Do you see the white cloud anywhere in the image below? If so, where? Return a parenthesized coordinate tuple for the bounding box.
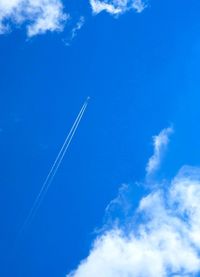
(0, 0, 68, 36)
(63, 16, 85, 47)
(67, 166, 200, 277)
(90, 0, 146, 15)
(146, 127, 173, 176)
(0, 0, 146, 37)
(71, 16, 85, 40)
(67, 128, 200, 277)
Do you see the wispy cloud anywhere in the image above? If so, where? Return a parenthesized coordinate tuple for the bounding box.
(0, 0, 69, 37)
(63, 16, 85, 46)
(146, 126, 173, 176)
(90, 0, 146, 15)
(67, 128, 200, 277)
(71, 16, 85, 40)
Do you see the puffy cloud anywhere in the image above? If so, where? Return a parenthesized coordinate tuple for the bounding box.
(90, 0, 146, 15)
(0, 0, 68, 36)
(146, 127, 173, 176)
(67, 166, 200, 277)
(0, 0, 146, 37)
(67, 128, 200, 277)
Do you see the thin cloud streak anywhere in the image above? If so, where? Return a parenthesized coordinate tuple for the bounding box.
(63, 16, 85, 47)
(146, 127, 173, 176)
(71, 16, 85, 40)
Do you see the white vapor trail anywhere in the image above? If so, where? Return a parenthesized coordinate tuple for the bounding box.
(20, 98, 89, 233)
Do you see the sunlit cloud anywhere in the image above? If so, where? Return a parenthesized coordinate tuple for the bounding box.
(146, 126, 173, 176)
(0, 0, 146, 38)
(90, 0, 146, 15)
(67, 128, 200, 277)
(67, 169, 200, 277)
(0, 0, 69, 36)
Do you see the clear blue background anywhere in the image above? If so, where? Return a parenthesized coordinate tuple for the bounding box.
(1, 0, 200, 276)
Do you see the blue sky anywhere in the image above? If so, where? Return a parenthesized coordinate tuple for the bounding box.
(1, 0, 200, 276)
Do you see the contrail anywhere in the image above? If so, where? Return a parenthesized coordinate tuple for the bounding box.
(20, 97, 90, 233)
(24, 103, 88, 225)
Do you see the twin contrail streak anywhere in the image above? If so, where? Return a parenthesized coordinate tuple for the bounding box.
(20, 97, 90, 233)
